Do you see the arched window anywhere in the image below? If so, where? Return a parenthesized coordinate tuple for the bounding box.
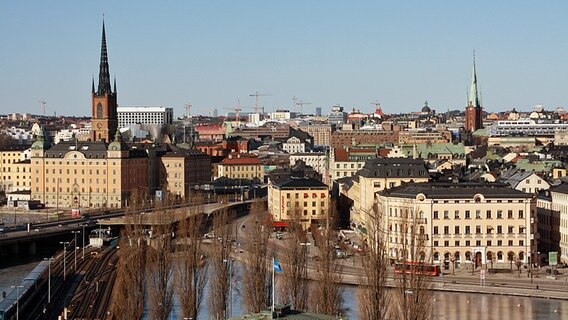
(96, 103, 103, 119)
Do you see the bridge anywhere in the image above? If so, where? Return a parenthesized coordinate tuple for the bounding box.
(0, 200, 252, 258)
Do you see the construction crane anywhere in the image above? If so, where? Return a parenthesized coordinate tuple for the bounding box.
(38, 100, 47, 117)
(183, 102, 192, 144)
(371, 100, 384, 118)
(292, 96, 298, 112)
(224, 99, 243, 127)
(370, 100, 381, 109)
(296, 100, 312, 115)
(250, 91, 272, 114)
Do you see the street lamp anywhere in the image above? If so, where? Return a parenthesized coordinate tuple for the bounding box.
(536, 251, 541, 278)
(81, 224, 86, 259)
(11, 285, 24, 320)
(60, 241, 70, 280)
(529, 253, 533, 284)
(43, 258, 53, 304)
(72, 231, 81, 271)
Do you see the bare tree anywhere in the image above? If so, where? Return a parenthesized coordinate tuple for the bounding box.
(390, 204, 432, 320)
(146, 197, 175, 320)
(207, 209, 232, 319)
(175, 197, 208, 319)
(358, 203, 390, 320)
(110, 192, 148, 319)
(311, 202, 343, 315)
(242, 199, 271, 313)
(280, 208, 308, 311)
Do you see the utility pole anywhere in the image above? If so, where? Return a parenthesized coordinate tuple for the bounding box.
(249, 91, 272, 115)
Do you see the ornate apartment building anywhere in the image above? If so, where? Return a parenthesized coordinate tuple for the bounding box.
(341, 158, 430, 231)
(377, 183, 537, 269)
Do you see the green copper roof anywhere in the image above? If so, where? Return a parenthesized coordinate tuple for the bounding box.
(468, 51, 481, 108)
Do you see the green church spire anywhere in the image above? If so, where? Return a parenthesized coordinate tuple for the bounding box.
(468, 50, 480, 108)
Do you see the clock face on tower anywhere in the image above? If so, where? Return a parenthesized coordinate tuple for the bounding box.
(96, 122, 103, 129)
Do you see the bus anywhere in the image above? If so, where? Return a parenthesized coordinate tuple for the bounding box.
(394, 261, 441, 276)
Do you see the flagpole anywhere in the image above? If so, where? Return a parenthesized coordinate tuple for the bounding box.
(272, 256, 275, 316)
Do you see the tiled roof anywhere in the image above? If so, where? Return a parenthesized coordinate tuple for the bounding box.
(334, 148, 348, 161)
(380, 182, 531, 199)
(220, 153, 262, 165)
(271, 177, 327, 189)
(357, 158, 429, 179)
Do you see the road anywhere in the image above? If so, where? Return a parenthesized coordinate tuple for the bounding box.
(232, 214, 568, 300)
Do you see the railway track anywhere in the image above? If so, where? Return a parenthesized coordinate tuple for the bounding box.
(65, 247, 118, 319)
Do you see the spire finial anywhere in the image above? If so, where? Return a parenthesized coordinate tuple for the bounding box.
(97, 19, 112, 95)
(91, 76, 95, 94)
(113, 76, 117, 93)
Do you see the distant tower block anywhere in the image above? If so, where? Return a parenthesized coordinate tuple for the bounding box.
(315, 107, 322, 117)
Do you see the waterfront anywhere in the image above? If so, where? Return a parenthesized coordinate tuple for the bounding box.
(2, 260, 567, 319)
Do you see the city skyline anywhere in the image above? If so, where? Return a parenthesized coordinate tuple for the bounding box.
(1, 1, 568, 117)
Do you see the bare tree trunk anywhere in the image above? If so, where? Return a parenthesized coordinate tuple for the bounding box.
(311, 202, 343, 315)
(146, 197, 175, 320)
(110, 191, 147, 319)
(390, 204, 432, 320)
(281, 208, 308, 311)
(358, 203, 390, 320)
(175, 196, 208, 319)
(207, 209, 232, 319)
(242, 199, 271, 313)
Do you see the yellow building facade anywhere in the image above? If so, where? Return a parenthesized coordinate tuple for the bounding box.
(31, 132, 148, 209)
(217, 153, 264, 181)
(0, 145, 31, 193)
(377, 183, 537, 269)
(268, 177, 329, 229)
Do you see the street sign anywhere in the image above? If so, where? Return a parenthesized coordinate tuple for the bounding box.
(549, 251, 558, 266)
(480, 270, 486, 279)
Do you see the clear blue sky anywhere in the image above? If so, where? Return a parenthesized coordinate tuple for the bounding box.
(1, 1, 567, 117)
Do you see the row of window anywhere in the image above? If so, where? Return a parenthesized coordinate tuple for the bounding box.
(433, 209, 525, 220)
(43, 168, 111, 175)
(285, 209, 326, 216)
(432, 225, 526, 235)
(285, 193, 327, 199)
(2, 167, 28, 172)
(286, 201, 326, 207)
(430, 239, 525, 247)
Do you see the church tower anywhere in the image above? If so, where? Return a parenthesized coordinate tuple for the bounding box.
(465, 52, 483, 132)
(90, 21, 118, 142)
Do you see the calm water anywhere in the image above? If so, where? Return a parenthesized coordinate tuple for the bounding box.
(2, 260, 567, 319)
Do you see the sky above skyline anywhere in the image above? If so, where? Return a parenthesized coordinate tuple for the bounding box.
(1, 1, 568, 118)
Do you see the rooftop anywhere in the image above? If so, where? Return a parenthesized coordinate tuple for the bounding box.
(380, 182, 531, 199)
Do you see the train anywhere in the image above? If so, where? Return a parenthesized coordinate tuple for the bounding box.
(0, 260, 49, 320)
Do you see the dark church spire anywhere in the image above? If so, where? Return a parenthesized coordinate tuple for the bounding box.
(97, 21, 112, 95)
